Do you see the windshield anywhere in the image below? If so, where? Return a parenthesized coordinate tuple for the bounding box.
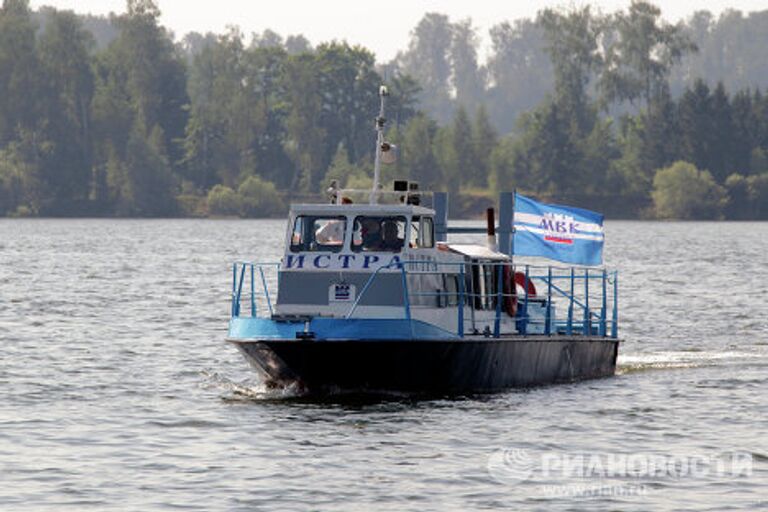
(410, 216, 435, 249)
(290, 215, 347, 252)
(351, 216, 406, 252)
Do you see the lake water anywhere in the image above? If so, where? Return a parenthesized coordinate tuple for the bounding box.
(0, 219, 766, 510)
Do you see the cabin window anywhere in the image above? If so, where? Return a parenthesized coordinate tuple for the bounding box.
(468, 261, 499, 310)
(410, 216, 435, 249)
(441, 274, 459, 307)
(469, 263, 482, 309)
(482, 264, 498, 310)
(351, 216, 406, 252)
(290, 215, 347, 253)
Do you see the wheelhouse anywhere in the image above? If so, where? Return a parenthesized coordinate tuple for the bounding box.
(285, 205, 436, 260)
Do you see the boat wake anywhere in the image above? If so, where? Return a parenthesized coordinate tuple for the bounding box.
(201, 370, 306, 401)
(201, 370, 451, 403)
(617, 350, 766, 375)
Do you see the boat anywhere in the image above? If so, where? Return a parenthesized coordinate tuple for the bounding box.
(226, 86, 620, 396)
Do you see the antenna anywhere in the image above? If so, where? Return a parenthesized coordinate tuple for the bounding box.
(369, 85, 389, 204)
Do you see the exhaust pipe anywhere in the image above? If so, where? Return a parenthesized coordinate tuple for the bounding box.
(486, 207, 497, 251)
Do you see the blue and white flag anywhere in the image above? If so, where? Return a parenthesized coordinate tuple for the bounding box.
(513, 193, 604, 266)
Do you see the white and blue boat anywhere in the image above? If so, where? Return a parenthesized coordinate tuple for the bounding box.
(226, 87, 620, 396)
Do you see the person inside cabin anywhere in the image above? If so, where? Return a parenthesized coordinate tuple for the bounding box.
(315, 219, 344, 245)
(360, 218, 383, 250)
(314, 198, 352, 246)
(380, 220, 404, 251)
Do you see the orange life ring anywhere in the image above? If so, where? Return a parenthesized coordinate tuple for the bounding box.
(503, 266, 537, 317)
(515, 271, 537, 298)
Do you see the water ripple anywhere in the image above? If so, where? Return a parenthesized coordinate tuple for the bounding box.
(0, 219, 766, 511)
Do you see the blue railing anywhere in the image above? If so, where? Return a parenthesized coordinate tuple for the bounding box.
(525, 265, 619, 338)
(231, 262, 280, 318)
(230, 260, 619, 339)
(349, 260, 618, 338)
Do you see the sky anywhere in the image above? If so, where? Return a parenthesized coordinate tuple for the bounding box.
(30, 0, 768, 62)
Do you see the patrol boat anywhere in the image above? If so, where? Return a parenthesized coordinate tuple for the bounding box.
(226, 87, 620, 395)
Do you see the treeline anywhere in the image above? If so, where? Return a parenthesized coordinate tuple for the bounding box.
(390, 8, 768, 132)
(0, 0, 767, 219)
(393, 5, 768, 219)
(0, 0, 424, 217)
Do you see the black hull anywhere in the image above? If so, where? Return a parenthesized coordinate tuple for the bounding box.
(229, 337, 619, 396)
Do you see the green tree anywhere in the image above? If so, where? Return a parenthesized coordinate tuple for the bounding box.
(708, 82, 734, 182)
(677, 80, 716, 177)
(432, 107, 474, 195)
(723, 173, 768, 219)
(108, 123, 176, 216)
(0, 0, 40, 145)
(183, 29, 250, 189)
(282, 52, 326, 193)
(751, 146, 768, 175)
(450, 19, 484, 112)
(613, 87, 679, 197)
(724, 173, 751, 219)
(611, 116, 648, 196)
(488, 135, 516, 193)
(652, 161, 726, 219)
(0, 130, 51, 215)
(600, 1, 696, 108)
(398, 13, 454, 123)
(109, 0, 188, 162)
(91, 0, 187, 214)
(507, 101, 583, 195)
(91, 59, 134, 202)
(237, 175, 284, 217)
(322, 145, 368, 190)
(580, 117, 620, 195)
(729, 89, 759, 175)
(755, 90, 768, 157)
(471, 105, 497, 188)
(487, 19, 552, 133)
(670, 10, 768, 95)
(252, 29, 283, 49)
(747, 174, 768, 219)
(206, 184, 239, 216)
(401, 113, 441, 189)
(242, 45, 292, 187)
(640, 86, 679, 171)
(284, 34, 311, 55)
(385, 74, 421, 128)
(314, 42, 380, 166)
(538, 6, 602, 134)
(37, 9, 95, 211)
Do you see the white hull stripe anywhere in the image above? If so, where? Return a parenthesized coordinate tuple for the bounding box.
(515, 225, 605, 242)
(514, 212, 603, 234)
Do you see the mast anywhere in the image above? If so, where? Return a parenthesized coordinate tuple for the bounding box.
(369, 85, 389, 205)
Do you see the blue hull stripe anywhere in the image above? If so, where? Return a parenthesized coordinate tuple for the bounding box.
(228, 317, 461, 341)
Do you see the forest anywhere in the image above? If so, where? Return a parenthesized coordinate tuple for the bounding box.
(1, 0, 767, 219)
